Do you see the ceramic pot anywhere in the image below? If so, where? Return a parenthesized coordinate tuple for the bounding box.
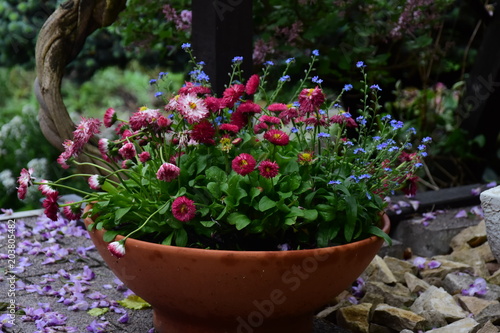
(85, 211, 390, 333)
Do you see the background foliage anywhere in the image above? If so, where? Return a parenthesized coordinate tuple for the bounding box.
(0, 0, 497, 211)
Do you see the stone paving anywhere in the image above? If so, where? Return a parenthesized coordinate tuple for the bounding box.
(0, 203, 492, 333)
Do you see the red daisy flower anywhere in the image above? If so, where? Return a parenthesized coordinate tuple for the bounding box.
(63, 202, 82, 221)
(172, 196, 196, 222)
(268, 103, 289, 112)
(231, 153, 256, 176)
(108, 241, 126, 258)
(279, 107, 300, 124)
(103, 107, 117, 128)
(178, 82, 211, 95)
(258, 160, 279, 178)
(17, 168, 34, 200)
(222, 84, 245, 108)
(229, 110, 249, 130)
(191, 121, 216, 145)
(245, 74, 260, 95)
(156, 163, 181, 182)
(263, 129, 290, 146)
(259, 115, 281, 125)
(253, 122, 269, 134)
(236, 101, 261, 114)
(219, 123, 240, 133)
(298, 87, 325, 113)
(204, 96, 226, 112)
(42, 191, 60, 221)
(157, 115, 172, 128)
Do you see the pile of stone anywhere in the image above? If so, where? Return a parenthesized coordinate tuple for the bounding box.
(316, 220, 500, 332)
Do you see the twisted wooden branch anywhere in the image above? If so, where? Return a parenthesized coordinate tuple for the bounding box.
(35, 0, 126, 173)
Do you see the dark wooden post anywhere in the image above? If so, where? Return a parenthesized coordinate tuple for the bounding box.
(191, 0, 253, 96)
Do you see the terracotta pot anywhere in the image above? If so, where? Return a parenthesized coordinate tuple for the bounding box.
(85, 210, 390, 333)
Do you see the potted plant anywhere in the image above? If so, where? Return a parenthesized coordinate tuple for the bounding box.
(18, 46, 428, 333)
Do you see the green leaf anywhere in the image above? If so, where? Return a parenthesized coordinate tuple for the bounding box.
(103, 230, 121, 243)
(227, 212, 251, 230)
(343, 195, 358, 242)
(117, 295, 151, 310)
(175, 228, 188, 247)
(115, 207, 131, 222)
(207, 182, 221, 198)
(162, 233, 174, 245)
(87, 308, 109, 316)
(200, 220, 217, 228)
(302, 209, 318, 221)
(205, 166, 227, 182)
(367, 226, 392, 246)
(258, 196, 276, 211)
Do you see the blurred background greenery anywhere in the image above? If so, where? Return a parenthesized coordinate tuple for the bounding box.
(0, 0, 497, 211)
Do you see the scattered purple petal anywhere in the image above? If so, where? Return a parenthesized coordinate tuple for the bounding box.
(413, 256, 427, 269)
(486, 181, 497, 188)
(427, 260, 441, 269)
(454, 209, 468, 219)
(471, 187, 481, 196)
(462, 277, 488, 296)
(470, 206, 484, 218)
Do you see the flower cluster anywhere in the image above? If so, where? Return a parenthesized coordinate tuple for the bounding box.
(18, 47, 429, 253)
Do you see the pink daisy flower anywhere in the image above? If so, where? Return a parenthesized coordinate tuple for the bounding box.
(108, 241, 126, 258)
(63, 202, 82, 221)
(172, 196, 196, 222)
(156, 163, 181, 182)
(88, 175, 105, 190)
(18, 168, 34, 188)
(103, 107, 117, 128)
(129, 108, 163, 131)
(258, 160, 280, 178)
(17, 186, 27, 200)
(138, 151, 151, 163)
(38, 180, 58, 196)
(98, 138, 111, 161)
(177, 93, 209, 124)
(118, 142, 137, 160)
(245, 74, 260, 95)
(231, 153, 256, 176)
(73, 117, 101, 152)
(263, 129, 290, 146)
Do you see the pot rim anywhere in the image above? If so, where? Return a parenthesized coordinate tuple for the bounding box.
(84, 205, 390, 256)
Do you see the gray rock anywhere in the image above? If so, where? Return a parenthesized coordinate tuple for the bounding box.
(405, 271, 431, 294)
(474, 302, 500, 325)
(362, 281, 414, 308)
(425, 317, 479, 333)
(371, 303, 427, 331)
(410, 286, 468, 327)
(336, 303, 372, 333)
(481, 186, 500, 263)
(384, 256, 417, 284)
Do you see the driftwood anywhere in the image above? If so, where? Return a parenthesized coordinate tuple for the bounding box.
(34, 0, 126, 173)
